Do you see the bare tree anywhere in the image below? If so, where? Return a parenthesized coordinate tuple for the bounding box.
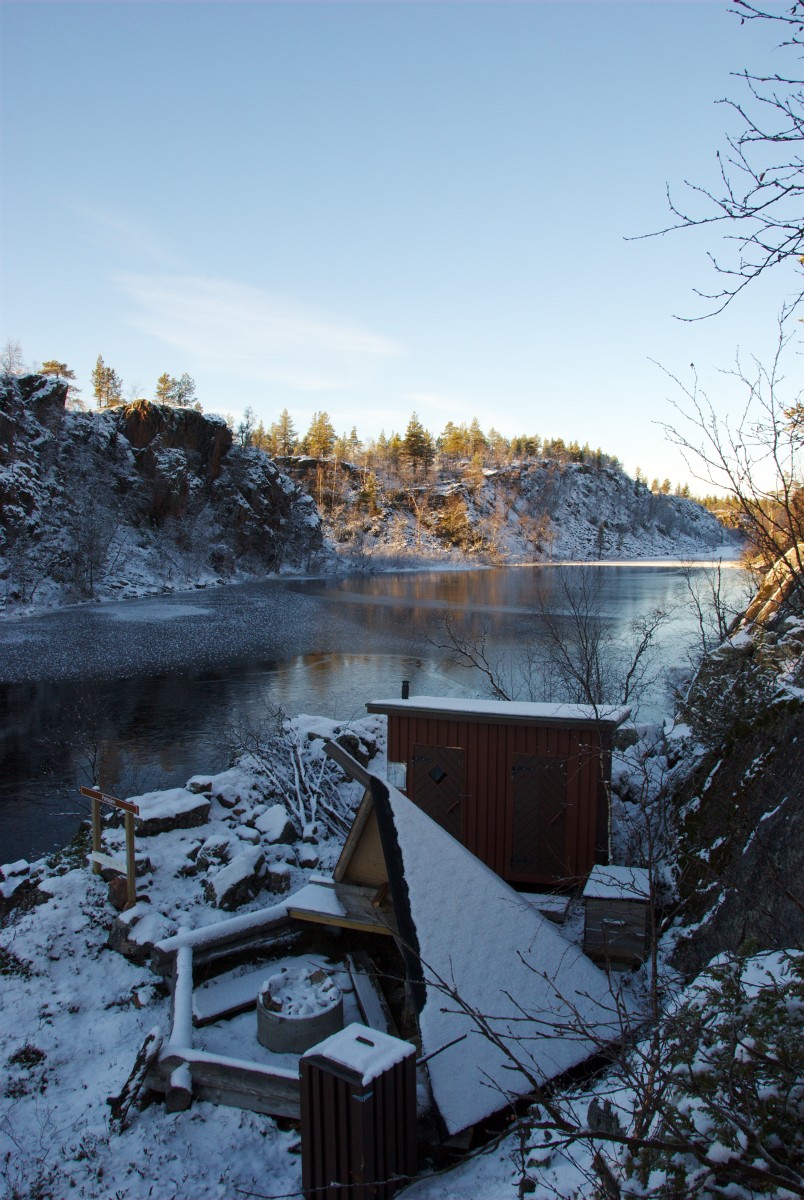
(659, 326, 804, 608)
(434, 566, 670, 716)
(641, 1, 804, 316)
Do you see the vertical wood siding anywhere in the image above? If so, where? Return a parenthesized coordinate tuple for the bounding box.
(387, 713, 609, 887)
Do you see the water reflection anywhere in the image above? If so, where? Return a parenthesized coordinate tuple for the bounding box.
(0, 564, 745, 863)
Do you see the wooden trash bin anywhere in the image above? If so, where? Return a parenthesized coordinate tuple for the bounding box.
(583, 864, 651, 969)
(300, 1023, 417, 1200)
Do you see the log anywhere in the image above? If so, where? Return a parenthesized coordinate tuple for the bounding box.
(152, 1048, 301, 1119)
(166, 1062, 192, 1113)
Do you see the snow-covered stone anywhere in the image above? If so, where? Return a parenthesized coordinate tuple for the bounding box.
(132, 788, 211, 836)
(254, 804, 296, 844)
(204, 848, 266, 910)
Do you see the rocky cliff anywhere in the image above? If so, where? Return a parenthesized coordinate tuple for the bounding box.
(668, 577, 804, 976)
(277, 454, 734, 564)
(0, 375, 322, 607)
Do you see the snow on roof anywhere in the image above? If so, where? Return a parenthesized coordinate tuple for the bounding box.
(367, 695, 630, 727)
(583, 865, 651, 901)
(377, 780, 619, 1136)
(303, 1022, 415, 1086)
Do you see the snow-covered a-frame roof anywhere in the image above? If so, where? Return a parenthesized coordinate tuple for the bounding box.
(366, 694, 630, 728)
(325, 744, 619, 1137)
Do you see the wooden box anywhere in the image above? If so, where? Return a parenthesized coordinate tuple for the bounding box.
(583, 865, 651, 969)
(301, 1023, 417, 1200)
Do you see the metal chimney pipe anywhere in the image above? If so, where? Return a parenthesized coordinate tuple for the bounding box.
(401, 680, 410, 700)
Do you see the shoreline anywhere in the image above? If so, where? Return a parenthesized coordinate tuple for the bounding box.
(0, 547, 743, 624)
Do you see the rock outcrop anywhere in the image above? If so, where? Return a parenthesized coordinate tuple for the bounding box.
(0, 377, 323, 605)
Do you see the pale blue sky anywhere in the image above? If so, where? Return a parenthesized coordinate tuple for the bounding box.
(1, 1, 797, 487)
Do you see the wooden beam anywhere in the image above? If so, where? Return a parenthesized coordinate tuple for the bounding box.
(151, 1049, 301, 1119)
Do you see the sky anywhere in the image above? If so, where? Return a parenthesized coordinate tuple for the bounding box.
(1, 0, 800, 489)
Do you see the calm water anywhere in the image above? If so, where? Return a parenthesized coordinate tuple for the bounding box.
(0, 563, 745, 863)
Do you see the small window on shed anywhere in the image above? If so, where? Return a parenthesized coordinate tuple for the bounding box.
(387, 761, 407, 789)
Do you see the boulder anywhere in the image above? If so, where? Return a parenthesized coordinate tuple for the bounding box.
(254, 804, 296, 845)
(204, 848, 265, 910)
(132, 788, 211, 837)
(107, 902, 175, 963)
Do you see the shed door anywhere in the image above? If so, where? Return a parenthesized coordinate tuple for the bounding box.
(509, 754, 568, 880)
(411, 745, 464, 841)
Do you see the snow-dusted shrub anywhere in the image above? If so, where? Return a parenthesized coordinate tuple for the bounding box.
(630, 950, 804, 1198)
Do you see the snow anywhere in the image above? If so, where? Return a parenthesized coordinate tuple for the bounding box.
(370, 694, 631, 726)
(583, 864, 651, 901)
(254, 803, 292, 840)
(285, 880, 348, 917)
(382, 780, 622, 1135)
(101, 602, 214, 622)
(259, 965, 341, 1017)
(130, 786, 209, 823)
(203, 846, 264, 905)
(304, 1022, 415, 1085)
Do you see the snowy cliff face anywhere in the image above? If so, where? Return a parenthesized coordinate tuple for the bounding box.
(670, 616, 804, 976)
(0, 376, 322, 607)
(279, 455, 733, 564)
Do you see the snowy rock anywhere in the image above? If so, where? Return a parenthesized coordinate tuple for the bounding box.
(0, 859, 29, 880)
(297, 846, 320, 870)
(196, 835, 235, 871)
(132, 788, 211, 837)
(107, 901, 175, 963)
(264, 861, 292, 894)
(186, 767, 261, 810)
(204, 848, 266, 910)
(107, 876, 132, 911)
(254, 804, 296, 844)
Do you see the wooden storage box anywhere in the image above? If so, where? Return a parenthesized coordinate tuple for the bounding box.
(583, 865, 651, 969)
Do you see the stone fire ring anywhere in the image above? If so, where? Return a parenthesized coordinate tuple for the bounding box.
(256, 965, 344, 1055)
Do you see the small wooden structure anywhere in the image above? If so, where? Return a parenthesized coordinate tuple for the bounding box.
(582, 864, 651, 969)
(366, 695, 629, 889)
(81, 785, 139, 909)
(301, 1024, 417, 1200)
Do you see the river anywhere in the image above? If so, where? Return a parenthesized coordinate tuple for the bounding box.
(0, 562, 746, 864)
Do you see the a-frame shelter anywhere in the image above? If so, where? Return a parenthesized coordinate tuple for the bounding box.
(285, 741, 619, 1137)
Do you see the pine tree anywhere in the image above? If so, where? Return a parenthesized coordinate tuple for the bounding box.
(305, 411, 336, 459)
(155, 373, 174, 403)
(92, 355, 123, 408)
(467, 417, 487, 457)
(270, 409, 298, 456)
(40, 359, 82, 408)
(403, 412, 434, 476)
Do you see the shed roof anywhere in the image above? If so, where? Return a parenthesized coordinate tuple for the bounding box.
(366, 694, 630, 728)
(326, 746, 620, 1136)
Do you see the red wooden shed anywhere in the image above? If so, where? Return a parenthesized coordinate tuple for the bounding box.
(365, 695, 630, 889)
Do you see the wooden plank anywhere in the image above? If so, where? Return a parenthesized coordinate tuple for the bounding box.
(91, 796, 102, 876)
(341, 809, 387, 888)
(80, 786, 140, 815)
(154, 1049, 301, 1119)
(90, 850, 126, 873)
(334, 790, 375, 883)
(346, 951, 397, 1036)
(289, 907, 396, 937)
(152, 909, 294, 975)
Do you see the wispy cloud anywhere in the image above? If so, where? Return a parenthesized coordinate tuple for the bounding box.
(73, 205, 181, 268)
(117, 273, 404, 391)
